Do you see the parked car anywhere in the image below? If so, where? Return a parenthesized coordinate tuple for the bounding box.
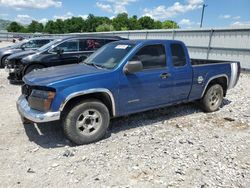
(6, 35, 126, 82)
(0, 37, 54, 68)
(6, 38, 61, 82)
(16, 40, 240, 145)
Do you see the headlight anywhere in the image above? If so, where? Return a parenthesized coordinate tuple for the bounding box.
(28, 89, 56, 112)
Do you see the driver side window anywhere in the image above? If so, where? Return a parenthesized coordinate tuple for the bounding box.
(55, 40, 79, 53)
(131, 44, 166, 70)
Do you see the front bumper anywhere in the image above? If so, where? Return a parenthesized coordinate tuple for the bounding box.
(5, 65, 15, 73)
(16, 95, 61, 123)
(6, 60, 24, 81)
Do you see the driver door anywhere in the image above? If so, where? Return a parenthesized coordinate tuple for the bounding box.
(49, 39, 80, 66)
(118, 44, 173, 115)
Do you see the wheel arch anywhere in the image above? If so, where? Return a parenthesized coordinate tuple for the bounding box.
(1, 54, 10, 67)
(23, 63, 47, 75)
(201, 74, 229, 98)
(60, 89, 116, 117)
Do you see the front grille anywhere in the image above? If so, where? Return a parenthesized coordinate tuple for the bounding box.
(21, 84, 32, 97)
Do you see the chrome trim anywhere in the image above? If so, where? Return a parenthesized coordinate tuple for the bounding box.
(59, 88, 116, 116)
(201, 74, 229, 98)
(16, 95, 61, 123)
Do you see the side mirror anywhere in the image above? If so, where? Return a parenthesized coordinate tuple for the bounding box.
(54, 47, 64, 55)
(123, 61, 143, 74)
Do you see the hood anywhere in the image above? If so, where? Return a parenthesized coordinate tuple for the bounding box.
(23, 64, 108, 86)
(8, 50, 36, 61)
(0, 48, 22, 55)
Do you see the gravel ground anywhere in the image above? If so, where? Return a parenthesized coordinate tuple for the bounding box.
(0, 69, 249, 188)
(0, 41, 16, 48)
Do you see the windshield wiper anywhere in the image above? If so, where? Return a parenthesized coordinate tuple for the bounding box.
(83, 62, 107, 69)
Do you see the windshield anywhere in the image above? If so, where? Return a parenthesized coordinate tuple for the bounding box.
(37, 39, 62, 52)
(83, 43, 135, 69)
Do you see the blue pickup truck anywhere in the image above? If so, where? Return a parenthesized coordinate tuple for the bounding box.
(17, 40, 240, 145)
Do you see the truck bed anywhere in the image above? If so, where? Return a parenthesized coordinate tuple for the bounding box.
(191, 59, 235, 66)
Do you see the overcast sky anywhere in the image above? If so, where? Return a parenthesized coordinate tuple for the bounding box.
(0, 0, 250, 28)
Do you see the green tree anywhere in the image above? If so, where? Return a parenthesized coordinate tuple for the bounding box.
(6, 22, 24, 32)
(128, 15, 142, 30)
(162, 20, 179, 29)
(85, 14, 101, 32)
(112, 13, 129, 31)
(64, 17, 86, 33)
(44, 20, 56, 33)
(138, 16, 155, 29)
(27, 20, 44, 33)
(96, 23, 114, 32)
(154, 20, 162, 29)
(54, 19, 65, 33)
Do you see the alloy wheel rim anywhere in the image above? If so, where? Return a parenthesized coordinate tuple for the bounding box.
(209, 88, 221, 107)
(76, 109, 102, 135)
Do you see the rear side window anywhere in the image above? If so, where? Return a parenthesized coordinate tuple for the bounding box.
(131, 44, 166, 70)
(170, 43, 186, 67)
(79, 39, 105, 51)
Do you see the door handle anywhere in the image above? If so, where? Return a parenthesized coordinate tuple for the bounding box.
(160, 73, 171, 79)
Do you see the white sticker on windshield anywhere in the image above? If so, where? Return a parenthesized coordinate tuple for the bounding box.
(115, 45, 129, 49)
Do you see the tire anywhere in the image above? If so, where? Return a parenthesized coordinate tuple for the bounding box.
(63, 99, 110, 145)
(200, 84, 224, 112)
(24, 64, 45, 75)
(1, 56, 8, 68)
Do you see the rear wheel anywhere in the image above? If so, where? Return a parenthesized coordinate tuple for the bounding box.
(63, 99, 110, 145)
(200, 84, 224, 112)
(24, 64, 45, 75)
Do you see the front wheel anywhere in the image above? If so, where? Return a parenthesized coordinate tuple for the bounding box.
(62, 99, 110, 145)
(200, 84, 224, 112)
(0, 56, 8, 68)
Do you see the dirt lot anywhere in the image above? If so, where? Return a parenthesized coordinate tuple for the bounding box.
(0, 68, 249, 188)
(0, 41, 15, 48)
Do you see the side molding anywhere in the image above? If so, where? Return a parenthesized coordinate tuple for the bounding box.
(59, 88, 116, 116)
(201, 74, 229, 98)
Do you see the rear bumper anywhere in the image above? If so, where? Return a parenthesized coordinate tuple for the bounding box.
(16, 95, 61, 123)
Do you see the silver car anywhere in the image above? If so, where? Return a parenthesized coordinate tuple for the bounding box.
(0, 37, 54, 68)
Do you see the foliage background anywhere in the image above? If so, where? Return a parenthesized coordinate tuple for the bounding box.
(6, 13, 179, 33)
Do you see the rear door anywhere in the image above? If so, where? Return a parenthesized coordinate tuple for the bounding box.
(118, 43, 173, 115)
(168, 42, 193, 102)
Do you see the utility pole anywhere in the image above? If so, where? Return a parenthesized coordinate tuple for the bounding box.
(200, 4, 208, 28)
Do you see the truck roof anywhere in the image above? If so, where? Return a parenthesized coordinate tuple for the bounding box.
(57, 35, 127, 41)
(110, 39, 183, 45)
